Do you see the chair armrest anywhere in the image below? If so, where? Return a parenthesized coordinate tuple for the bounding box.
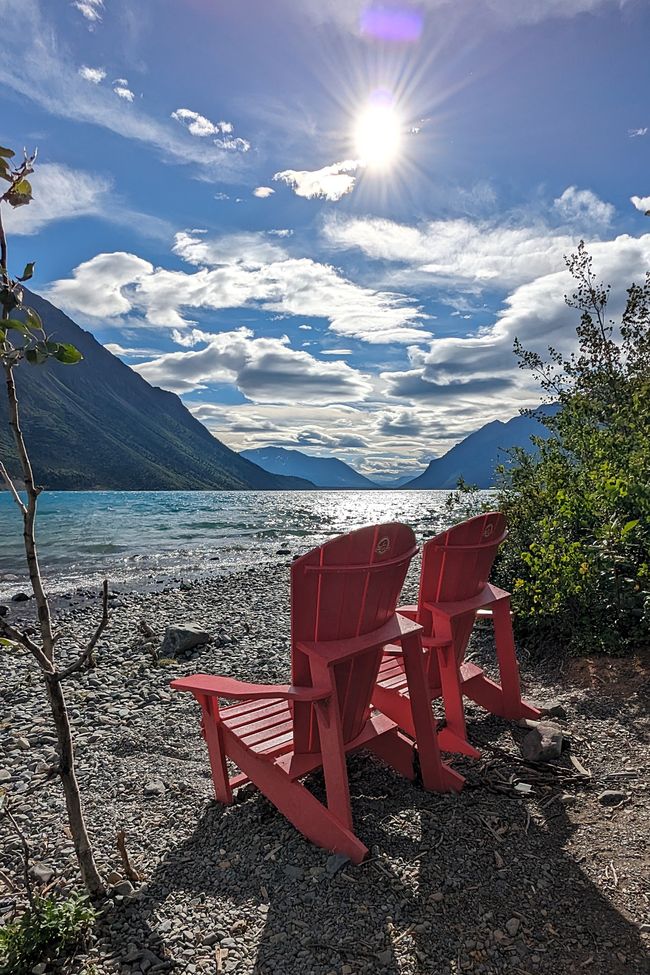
(396, 604, 418, 620)
(296, 613, 422, 663)
(422, 583, 510, 620)
(170, 674, 331, 702)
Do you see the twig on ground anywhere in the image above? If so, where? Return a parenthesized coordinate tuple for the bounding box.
(56, 579, 109, 679)
(117, 829, 144, 882)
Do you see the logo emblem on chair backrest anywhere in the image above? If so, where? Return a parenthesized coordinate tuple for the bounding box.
(376, 537, 390, 555)
(483, 523, 495, 539)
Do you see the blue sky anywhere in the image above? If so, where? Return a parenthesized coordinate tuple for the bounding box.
(2, 0, 650, 478)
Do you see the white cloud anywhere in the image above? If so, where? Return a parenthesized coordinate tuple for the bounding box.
(0, 1, 247, 182)
(3, 164, 111, 235)
(48, 252, 154, 317)
(172, 109, 249, 150)
(78, 65, 105, 84)
(298, 0, 629, 31)
(274, 159, 359, 201)
(631, 195, 650, 215)
(134, 328, 372, 404)
(48, 232, 428, 344)
(253, 186, 275, 198)
(73, 0, 103, 22)
(214, 192, 230, 201)
(552, 186, 614, 227)
(629, 127, 648, 138)
(383, 234, 650, 402)
(321, 348, 352, 355)
(298, 324, 312, 330)
(113, 80, 135, 102)
(268, 229, 293, 237)
(172, 230, 288, 269)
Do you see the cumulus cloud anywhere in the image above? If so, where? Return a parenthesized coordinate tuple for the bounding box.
(253, 186, 275, 198)
(48, 232, 428, 344)
(133, 327, 372, 404)
(631, 195, 650, 215)
(383, 234, 650, 403)
(113, 79, 135, 101)
(78, 65, 105, 84)
(552, 186, 614, 227)
(274, 160, 359, 201)
(172, 108, 249, 150)
(377, 409, 425, 437)
(73, 0, 103, 22)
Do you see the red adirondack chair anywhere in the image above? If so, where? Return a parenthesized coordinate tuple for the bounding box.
(373, 512, 541, 759)
(171, 523, 463, 864)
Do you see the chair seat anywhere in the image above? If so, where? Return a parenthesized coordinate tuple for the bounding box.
(377, 651, 484, 699)
(221, 697, 294, 758)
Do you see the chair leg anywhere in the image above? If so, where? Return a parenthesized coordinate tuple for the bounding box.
(198, 695, 233, 805)
(366, 728, 416, 780)
(224, 730, 369, 864)
(401, 632, 464, 793)
(436, 627, 478, 758)
(491, 598, 540, 720)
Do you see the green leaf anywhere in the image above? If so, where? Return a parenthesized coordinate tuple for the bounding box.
(0, 637, 18, 647)
(18, 262, 35, 282)
(25, 308, 42, 332)
(25, 347, 47, 365)
(621, 519, 639, 538)
(5, 318, 30, 336)
(5, 178, 33, 208)
(53, 342, 83, 364)
(0, 146, 15, 158)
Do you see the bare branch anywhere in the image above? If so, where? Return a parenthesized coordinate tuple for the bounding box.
(56, 579, 109, 680)
(0, 459, 27, 515)
(0, 617, 54, 673)
(2, 802, 35, 907)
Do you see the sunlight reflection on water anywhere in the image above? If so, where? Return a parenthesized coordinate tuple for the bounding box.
(0, 489, 484, 595)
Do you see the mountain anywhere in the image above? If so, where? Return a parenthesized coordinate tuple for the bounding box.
(402, 410, 554, 490)
(0, 292, 312, 491)
(373, 473, 424, 488)
(240, 446, 378, 489)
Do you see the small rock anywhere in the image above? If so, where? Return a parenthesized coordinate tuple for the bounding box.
(30, 862, 55, 884)
(0, 769, 11, 783)
(520, 721, 563, 762)
(0, 604, 8, 616)
(326, 853, 350, 876)
(143, 779, 166, 796)
(378, 950, 392, 966)
(202, 933, 219, 947)
(11, 592, 30, 602)
(597, 789, 627, 807)
(429, 891, 444, 903)
(276, 548, 291, 556)
(541, 702, 568, 720)
(506, 918, 520, 937)
(14, 737, 30, 751)
(112, 880, 135, 897)
(160, 623, 210, 657)
(107, 870, 123, 885)
(558, 792, 577, 806)
(31, 964, 47, 975)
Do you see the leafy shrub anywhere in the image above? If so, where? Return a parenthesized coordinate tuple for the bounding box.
(0, 895, 96, 975)
(493, 243, 650, 655)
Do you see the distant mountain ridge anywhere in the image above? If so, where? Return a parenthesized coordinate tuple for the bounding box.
(0, 292, 312, 491)
(402, 410, 554, 489)
(240, 446, 377, 489)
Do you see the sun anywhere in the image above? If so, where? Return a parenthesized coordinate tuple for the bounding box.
(354, 98, 402, 169)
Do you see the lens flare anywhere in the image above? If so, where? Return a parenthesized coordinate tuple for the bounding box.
(354, 96, 402, 169)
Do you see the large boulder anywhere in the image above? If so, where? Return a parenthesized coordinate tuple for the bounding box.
(160, 623, 210, 657)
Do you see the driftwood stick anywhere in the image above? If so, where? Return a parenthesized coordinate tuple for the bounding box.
(116, 829, 143, 882)
(56, 580, 109, 680)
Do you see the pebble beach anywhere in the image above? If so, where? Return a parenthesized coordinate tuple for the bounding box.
(1, 562, 649, 975)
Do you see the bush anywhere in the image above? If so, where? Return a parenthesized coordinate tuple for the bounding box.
(494, 242, 650, 655)
(0, 894, 96, 975)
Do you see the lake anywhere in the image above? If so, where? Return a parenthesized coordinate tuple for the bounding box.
(0, 489, 469, 598)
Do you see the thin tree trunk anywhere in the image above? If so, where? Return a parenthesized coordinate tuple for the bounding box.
(3, 361, 105, 897)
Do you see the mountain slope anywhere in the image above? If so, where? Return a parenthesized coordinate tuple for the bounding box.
(0, 292, 311, 491)
(402, 411, 554, 489)
(240, 446, 378, 489)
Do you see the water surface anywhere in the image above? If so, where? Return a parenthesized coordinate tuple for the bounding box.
(0, 490, 463, 597)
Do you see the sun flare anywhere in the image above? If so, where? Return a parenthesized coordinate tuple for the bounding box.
(354, 100, 402, 169)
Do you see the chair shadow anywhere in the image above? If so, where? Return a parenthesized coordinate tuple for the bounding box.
(93, 749, 647, 975)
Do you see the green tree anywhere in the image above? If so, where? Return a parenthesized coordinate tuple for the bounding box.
(0, 146, 107, 896)
(496, 241, 650, 654)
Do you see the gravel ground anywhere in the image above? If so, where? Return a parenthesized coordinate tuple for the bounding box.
(1, 562, 649, 975)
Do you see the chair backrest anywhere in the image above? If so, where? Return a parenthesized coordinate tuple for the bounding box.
(291, 522, 417, 754)
(418, 512, 507, 671)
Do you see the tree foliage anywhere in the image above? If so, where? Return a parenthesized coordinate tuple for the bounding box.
(495, 242, 650, 654)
